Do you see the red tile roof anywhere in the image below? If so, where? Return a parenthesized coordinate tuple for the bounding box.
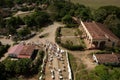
(83, 22, 119, 41)
(17, 55, 31, 58)
(8, 44, 35, 58)
(18, 44, 35, 58)
(96, 23, 120, 41)
(95, 53, 120, 64)
(8, 44, 24, 55)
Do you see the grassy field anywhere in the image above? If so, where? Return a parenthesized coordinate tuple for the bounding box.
(61, 37, 81, 45)
(71, 0, 120, 9)
(68, 53, 89, 80)
(61, 28, 78, 36)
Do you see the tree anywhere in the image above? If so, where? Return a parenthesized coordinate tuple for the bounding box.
(6, 17, 16, 27)
(6, 17, 21, 28)
(62, 14, 73, 24)
(8, 26, 17, 35)
(34, 11, 50, 26)
(4, 0, 14, 7)
(94, 9, 107, 23)
(80, 8, 92, 21)
(4, 60, 16, 75)
(14, 0, 25, 4)
(104, 15, 120, 38)
(16, 16, 24, 25)
(0, 62, 6, 80)
(15, 59, 32, 75)
(93, 65, 110, 80)
(0, 16, 5, 28)
(0, 44, 10, 58)
(94, 6, 120, 23)
(18, 27, 31, 37)
(0, 0, 5, 7)
(23, 16, 34, 27)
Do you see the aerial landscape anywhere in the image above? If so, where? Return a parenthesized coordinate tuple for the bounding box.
(0, 0, 120, 80)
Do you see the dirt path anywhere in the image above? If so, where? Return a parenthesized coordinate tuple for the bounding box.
(69, 50, 99, 70)
(40, 22, 64, 43)
(0, 38, 14, 45)
(25, 22, 64, 44)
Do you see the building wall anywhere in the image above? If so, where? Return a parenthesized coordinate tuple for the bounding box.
(105, 39, 119, 47)
(93, 54, 98, 64)
(81, 21, 93, 43)
(8, 53, 17, 58)
(92, 39, 107, 48)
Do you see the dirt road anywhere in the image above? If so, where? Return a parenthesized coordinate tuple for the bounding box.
(25, 22, 64, 44)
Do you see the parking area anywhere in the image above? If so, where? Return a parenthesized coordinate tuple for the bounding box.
(44, 41, 69, 80)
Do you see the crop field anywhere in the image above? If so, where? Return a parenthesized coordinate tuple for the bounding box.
(71, 0, 120, 9)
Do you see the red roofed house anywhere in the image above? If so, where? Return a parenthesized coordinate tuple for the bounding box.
(81, 21, 120, 49)
(8, 43, 35, 59)
(18, 44, 35, 59)
(8, 44, 24, 57)
(93, 53, 120, 65)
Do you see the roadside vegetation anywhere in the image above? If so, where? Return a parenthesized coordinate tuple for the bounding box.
(68, 53, 91, 80)
(0, 42, 10, 59)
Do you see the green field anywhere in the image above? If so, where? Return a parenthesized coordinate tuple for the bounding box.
(61, 37, 81, 45)
(71, 0, 120, 9)
(61, 28, 78, 36)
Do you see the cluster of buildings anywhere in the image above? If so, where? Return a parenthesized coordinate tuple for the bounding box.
(80, 20, 120, 65)
(8, 43, 36, 59)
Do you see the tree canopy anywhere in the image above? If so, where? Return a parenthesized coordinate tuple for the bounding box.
(93, 6, 120, 38)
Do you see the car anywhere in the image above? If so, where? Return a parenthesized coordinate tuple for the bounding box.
(51, 75, 55, 79)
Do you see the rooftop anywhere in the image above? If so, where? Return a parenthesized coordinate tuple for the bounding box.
(95, 53, 120, 64)
(8, 43, 35, 58)
(8, 44, 24, 55)
(83, 22, 119, 41)
(18, 44, 35, 58)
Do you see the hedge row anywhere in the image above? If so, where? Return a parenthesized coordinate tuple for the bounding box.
(56, 27, 62, 37)
(60, 42, 85, 51)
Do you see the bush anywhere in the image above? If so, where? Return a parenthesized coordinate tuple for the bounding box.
(60, 40, 85, 51)
(55, 37, 61, 44)
(65, 23, 79, 28)
(0, 44, 10, 58)
(105, 47, 120, 53)
(93, 51, 111, 54)
(56, 27, 62, 37)
(55, 27, 62, 44)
